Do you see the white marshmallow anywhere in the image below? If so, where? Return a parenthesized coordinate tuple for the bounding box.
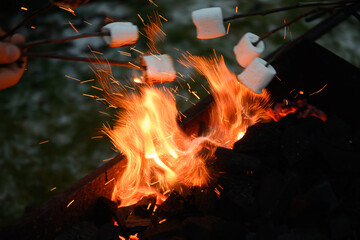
(237, 57, 276, 94)
(102, 22, 138, 48)
(233, 32, 265, 68)
(192, 7, 226, 39)
(142, 54, 176, 84)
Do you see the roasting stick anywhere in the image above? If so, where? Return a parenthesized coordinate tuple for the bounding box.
(21, 52, 145, 70)
(254, 8, 321, 48)
(223, 0, 356, 22)
(22, 21, 139, 49)
(20, 32, 110, 49)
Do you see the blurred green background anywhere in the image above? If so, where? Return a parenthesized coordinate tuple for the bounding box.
(0, 0, 359, 228)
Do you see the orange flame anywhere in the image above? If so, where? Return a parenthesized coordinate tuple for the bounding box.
(102, 54, 270, 207)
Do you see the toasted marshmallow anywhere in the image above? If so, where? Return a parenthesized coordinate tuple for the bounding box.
(102, 22, 138, 48)
(142, 54, 176, 84)
(192, 7, 226, 39)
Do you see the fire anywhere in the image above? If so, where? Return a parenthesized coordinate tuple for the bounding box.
(101, 54, 270, 207)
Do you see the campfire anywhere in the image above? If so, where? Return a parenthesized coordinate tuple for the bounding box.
(2, 1, 360, 239)
(101, 54, 271, 208)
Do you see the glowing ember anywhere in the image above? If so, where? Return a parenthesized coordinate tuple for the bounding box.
(101, 53, 270, 207)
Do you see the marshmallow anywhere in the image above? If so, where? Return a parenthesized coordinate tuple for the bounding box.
(141, 54, 176, 84)
(237, 57, 276, 94)
(192, 7, 226, 39)
(102, 22, 138, 48)
(233, 32, 265, 68)
(52, 0, 89, 9)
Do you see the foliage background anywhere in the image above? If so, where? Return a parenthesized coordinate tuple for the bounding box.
(0, 0, 359, 228)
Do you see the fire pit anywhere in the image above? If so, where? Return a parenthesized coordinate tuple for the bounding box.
(2, 2, 360, 240)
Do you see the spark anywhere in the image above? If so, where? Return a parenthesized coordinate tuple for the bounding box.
(102, 157, 114, 162)
(20, 7, 28, 11)
(186, 83, 191, 91)
(117, 50, 131, 57)
(111, 93, 124, 97)
(159, 219, 167, 224)
(235, 6, 238, 13)
(67, 20, 78, 32)
(99, 111, 111, 116)
(83, 20, 92, 26)
(91, 85, 104, 91)
(163, 189, 171, 195)
(159, 14, 168, 21)
(59, 6, 76, 16)
(147, 203, 152, 210)
(82, 93, 97, 98)
(39, 140, 49, 144)
(226, 23, 231, 34)
(50, 187, 57, 191)
(128, 61, 142, 69)
(88, 46, 104, 55)
(91, 136, 103, 139)
(125, 85, 136, 90)
(138, 14, 145, 24)
(178, 111, 187, 119)
(201, 84, 210, 94)
(105, 178, 115, 186)
(192, 91, 200, 100)
(310, 83, 327, 96)
(139, 31, 152, 41)
(275, 75, 282, 82)
(80, 79, 95, 84)
(30, 26, 36, 29)
(189, 100, 196, 106)
(150, 181, 159, 185)
(283, 19, 286, 39)
(148, 0, 158, 7)
(65, 75, 81, 82)
(150, 53, 161, 60)
(130, 47, 144, 54)
(67, 199, 75, 207)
